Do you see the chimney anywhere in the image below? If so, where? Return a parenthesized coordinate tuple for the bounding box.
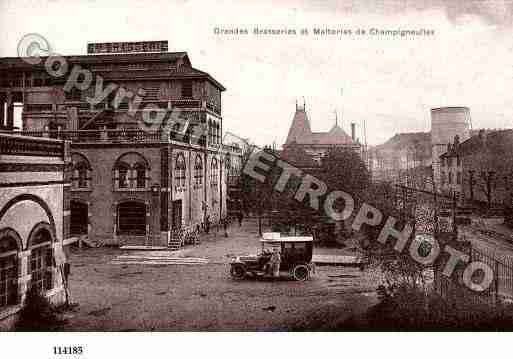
(454, 135, 460, 149)
(351, 123, 356, 141)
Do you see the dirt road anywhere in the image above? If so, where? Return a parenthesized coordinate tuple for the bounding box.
(63, 219, 378, 331)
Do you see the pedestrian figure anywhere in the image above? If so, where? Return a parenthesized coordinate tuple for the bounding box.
(269, 248, 281, 279)
(205, 215, 210, 234)
(237, 211, 244, 226)
(223, 217, 229, 237)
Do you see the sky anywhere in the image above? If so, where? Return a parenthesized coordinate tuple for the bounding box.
(1, 0, 513, 146)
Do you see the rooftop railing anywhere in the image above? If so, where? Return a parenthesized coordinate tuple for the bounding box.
(0, 133, 64, 158)
(1, 129, 208, 147)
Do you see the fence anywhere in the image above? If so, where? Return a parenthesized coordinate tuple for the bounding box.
(434, 244, 513, 308)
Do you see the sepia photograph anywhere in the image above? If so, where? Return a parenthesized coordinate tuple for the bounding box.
(1, 0, 513, 350)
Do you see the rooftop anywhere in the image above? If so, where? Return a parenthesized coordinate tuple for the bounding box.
(284, 105, 356, 146)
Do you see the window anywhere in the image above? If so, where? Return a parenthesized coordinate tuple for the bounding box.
(65, 88, 81, 101)
(114, 153, 149, 190)
(29, 228, 53, 293)
(118, 163, 130, 188)
(457, 156, 461, 166)
(0, 233, 19, 310)
(134, 163, 146, 188)
(71, 153, 92, 190)
(448, 172, 453, 184)
(182, 80, 193, 98)
(457, 172, 462, 185)
(77, 163, 88, 188)
(194, 155, 203, 185)
(175, 154, 186, 188)
(211, 158, 218, 186)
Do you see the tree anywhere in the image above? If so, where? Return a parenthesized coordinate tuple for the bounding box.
(320, 147, 370, 201)
(239, 147, 276, 235)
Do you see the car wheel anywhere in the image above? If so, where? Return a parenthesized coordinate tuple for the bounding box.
(230, 264, 246, 279)
(292, 264, 309, 281)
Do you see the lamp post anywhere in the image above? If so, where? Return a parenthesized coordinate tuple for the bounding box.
(150, 183, 160, 247)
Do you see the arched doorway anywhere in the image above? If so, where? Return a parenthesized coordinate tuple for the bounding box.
(70, 201, 88, 236)
(0, 230, 20, 309)
(117, 201, 146, 236)
(28, 225, 54, 293)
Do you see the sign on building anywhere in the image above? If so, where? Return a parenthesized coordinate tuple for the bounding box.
(87, 41, 169, 54)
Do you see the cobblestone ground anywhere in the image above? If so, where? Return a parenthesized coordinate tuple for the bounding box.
(62, 219, 379, 331)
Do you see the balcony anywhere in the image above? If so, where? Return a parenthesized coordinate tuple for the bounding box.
(0, 133, 64, 158)
(2, 129, 207, 147)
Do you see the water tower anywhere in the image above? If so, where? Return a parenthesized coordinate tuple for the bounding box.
(431, 107, 471, 187)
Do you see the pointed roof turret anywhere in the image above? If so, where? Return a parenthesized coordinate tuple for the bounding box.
(285, 102, 311, 145)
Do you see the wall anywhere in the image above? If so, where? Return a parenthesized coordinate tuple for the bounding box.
(0, 142, 67, 329)
(70, 145, 161, 245)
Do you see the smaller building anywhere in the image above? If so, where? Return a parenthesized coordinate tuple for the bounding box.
(0, 133, 70, 329)
(283, 103, 361, 165)
(440, 129, 513, 207)
(370, 132, 432, 186)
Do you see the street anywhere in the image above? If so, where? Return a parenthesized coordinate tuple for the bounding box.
(63, 219, 378, 331)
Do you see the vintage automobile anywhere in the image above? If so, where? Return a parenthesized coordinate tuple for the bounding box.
(229, 232, 315, 281)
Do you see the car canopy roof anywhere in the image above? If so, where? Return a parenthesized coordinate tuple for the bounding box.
(260, 232, 313, 243)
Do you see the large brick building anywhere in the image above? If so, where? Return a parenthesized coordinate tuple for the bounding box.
(0, 133, 70, 328)
(0, 43, 242, 247)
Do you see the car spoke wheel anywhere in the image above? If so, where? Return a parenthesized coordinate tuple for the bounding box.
(230, 264, 246, 279)
(292, 265, 309, 281)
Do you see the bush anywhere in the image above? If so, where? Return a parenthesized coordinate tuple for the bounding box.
(344, 284, 513, 330)
(16, 288, 63, 331)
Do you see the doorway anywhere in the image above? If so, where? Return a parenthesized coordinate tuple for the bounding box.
(117, 201, 147, 235)
(172, 200, 182, 229)
(70, 200, 88, 236)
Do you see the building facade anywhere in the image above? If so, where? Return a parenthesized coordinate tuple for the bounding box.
(0, 46, 242, 247)
(440, 129, 513, 207)
(369, 132, 432, 185)
(0, 133, 70, 328)
(282, 103, 362, 166)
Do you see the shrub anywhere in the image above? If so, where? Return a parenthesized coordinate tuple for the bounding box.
(16, 288, 63, 331)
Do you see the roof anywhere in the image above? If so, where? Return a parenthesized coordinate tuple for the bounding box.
(284, 107, 356, 146)
(285, 108, 311, 144)
(0, 51, 226, 91)
(373, 132, 430, 151)
(0, 52, 188, 68)
(261, 233, 313, 242)
(441, 129, 513, 158)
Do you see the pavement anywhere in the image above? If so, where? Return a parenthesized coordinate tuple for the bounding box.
(62, 219, 379, 331)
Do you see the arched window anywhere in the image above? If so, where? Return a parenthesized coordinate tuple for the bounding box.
(208, 119, 213, 145)
(117, 162, 130, 189)
(28, 225, 54, 293)
(134, 162, 146, 188)
(175, 153, 186, 188)
(211, 158, 218, 186)
(0, 230, 20, 310)
(71, 153, 92, 190)
(194, 155, 203, 186)
(114, 153, 149, 190)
